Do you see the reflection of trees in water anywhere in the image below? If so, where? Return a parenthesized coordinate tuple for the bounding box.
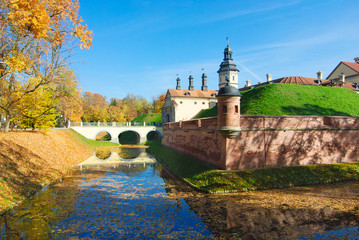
(95, 148, 112, 160)
(162, 179, 359, 239)
(118, 148, 143, 159)
(0, 178, 80, 239)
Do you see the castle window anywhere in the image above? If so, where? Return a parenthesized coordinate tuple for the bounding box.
(235, 105, 239, 114)
(185, 92, 191, 96)
(202, 102, 205, 105)
(223, 105, 227, 114)
(194, 102, 197, 105)
(180, 101, 183, 104)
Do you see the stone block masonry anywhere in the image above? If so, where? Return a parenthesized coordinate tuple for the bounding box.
(162, 115, 359, 170)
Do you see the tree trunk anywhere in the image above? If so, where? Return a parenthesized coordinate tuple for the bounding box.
(4, 119, 10, 133)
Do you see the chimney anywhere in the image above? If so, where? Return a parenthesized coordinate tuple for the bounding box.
(340, 73, 345, 83)
(176, 77, 181, 90)
(188, 75, 194, 91)
(201, 73, 208, 91)
(245, 80, 251, 87)
(354, 57, 359, 64)
(317, 71, 323, 80)
(266, 73, 272, 82)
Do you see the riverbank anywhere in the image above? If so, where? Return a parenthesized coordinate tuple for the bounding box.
(0, 129, 112, 213)
(147, 140, 359, 193)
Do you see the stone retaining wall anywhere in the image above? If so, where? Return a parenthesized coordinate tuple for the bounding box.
(162, 115, 359, 170)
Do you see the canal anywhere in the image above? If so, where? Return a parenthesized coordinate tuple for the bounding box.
(1, 147, 358, 239)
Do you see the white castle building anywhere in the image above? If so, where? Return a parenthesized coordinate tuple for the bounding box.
(161, 45, 239, 123)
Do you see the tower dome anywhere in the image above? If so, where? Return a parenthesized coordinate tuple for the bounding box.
(218, 44, 239, 89)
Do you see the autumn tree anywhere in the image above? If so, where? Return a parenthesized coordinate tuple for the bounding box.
(55, 67, 84, 125)
(82, 91, 108, 122)
(152, 93, 165, 113)
(0, 0, 93, 132)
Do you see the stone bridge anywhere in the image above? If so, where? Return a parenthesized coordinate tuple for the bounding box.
(70, 122, 163, 143)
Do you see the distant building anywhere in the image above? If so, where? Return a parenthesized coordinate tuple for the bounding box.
(239, 58, 359, 93)
(326, 58, 359, 83)
(162, 45, 239, 123)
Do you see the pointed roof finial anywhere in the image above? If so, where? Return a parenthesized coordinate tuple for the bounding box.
(226, 36, 229, 44)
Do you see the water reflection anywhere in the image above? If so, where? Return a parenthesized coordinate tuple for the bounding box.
(0, 152, 214, 239)
(171, 181, 359, 239)
(1, 148, 358, 239)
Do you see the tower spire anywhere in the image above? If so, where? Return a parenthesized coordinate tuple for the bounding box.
(217, 42, 239, 89)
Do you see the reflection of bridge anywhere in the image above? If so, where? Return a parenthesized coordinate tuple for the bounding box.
(70, 122, 163, 143)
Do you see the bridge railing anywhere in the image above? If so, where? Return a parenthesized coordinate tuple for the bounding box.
(70, 122, 162, 127)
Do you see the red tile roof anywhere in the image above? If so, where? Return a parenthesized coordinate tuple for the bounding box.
(168, 89, 218, 98)
(342, 61, 359, 73)
(276, 76, 317, 85)
(321, 80, 359, 90)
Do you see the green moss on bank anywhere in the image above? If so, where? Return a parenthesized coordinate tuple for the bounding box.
(148, 141, 359, 193)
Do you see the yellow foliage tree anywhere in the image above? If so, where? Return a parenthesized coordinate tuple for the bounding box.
(14, 82, 57, 129)
(0, 0, 93, 132)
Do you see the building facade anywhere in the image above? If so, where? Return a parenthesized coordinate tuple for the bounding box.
(162, 45, 239, 123)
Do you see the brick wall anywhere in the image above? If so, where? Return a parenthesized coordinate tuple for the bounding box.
(162, 115, 359, 170)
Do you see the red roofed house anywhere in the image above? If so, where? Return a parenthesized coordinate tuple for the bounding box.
(239, 58, 359, 93)
(161, 45, 239, 123)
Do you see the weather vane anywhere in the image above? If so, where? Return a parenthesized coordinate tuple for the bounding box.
(226, 36, 229, 44)
(201, 68, 205, 72)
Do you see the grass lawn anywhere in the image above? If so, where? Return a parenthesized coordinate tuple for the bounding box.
(132, 113, 161, 123)
(147, 141, 359, 193)
(196, 83, 359, 118)
(66, 129, 118, 149)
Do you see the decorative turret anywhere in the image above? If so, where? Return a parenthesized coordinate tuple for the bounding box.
(201, 73, 208, 91)
(188, 75, 194, 91)
(176, 77, 181, 90)
(216, 79, 242, 138)
(218, 44, 239, 89)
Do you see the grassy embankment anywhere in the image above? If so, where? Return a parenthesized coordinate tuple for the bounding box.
(151, 84, 359, 193)
(147, 141, 359, 193)
(0, 129, 117, 212)
(132, 113, 161, 123)
(196, 83, 359, 118)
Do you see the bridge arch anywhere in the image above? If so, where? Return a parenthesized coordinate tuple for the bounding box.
(146, 130, 162, 141)
(71, 125, 163, 144)
(95, 130, 113, 141)
(118, 130, 142, 144)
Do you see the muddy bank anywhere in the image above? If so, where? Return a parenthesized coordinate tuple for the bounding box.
(0, 129, 92, 212)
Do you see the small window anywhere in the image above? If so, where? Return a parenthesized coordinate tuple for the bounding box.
(202, 102, 205, 105)
(235, 105, 239, 113)
(180, 101, 183, 104)
(194, 102, 197, 105)
(223, 105, 227, 114)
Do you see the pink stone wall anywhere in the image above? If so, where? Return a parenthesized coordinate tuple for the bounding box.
(162, 115, 359, 170)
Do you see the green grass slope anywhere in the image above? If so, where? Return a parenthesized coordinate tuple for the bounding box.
(132, 113, 161, 123)
(196, 84, 359, 118)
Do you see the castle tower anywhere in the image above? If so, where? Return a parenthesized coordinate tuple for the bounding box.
(176, 77, 181, 90)
(201, 73, 208, 91)
(216, 79, 242, 138)
(217, 45, 239, 89)
(188, 75, 194, 91)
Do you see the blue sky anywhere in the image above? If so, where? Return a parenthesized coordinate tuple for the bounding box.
(73, 0, 359, 100)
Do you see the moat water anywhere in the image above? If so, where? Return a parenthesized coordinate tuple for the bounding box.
(0, 147, 358, 239)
